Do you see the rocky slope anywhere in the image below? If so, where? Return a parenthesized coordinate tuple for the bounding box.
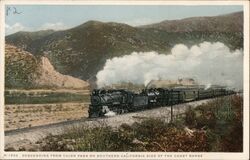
(35, 56, 89, 89)
(5, 44, 38, 88)
(5, 12, 243, 82)
(5, 44, 89, 89)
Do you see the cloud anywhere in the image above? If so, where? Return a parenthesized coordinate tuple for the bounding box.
(5, 23, 29, 35)
(96, 42, 243, 89)
(39, 22, 68, 31)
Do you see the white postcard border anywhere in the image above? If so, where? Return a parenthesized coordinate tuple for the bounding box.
(0, 1, 249, 160)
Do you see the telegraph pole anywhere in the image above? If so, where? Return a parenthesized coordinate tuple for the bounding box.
(170, 91, 173, 123)
(170, 104, 173, 123)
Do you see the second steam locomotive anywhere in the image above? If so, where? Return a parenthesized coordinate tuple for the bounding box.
(88, 86, 235, 118)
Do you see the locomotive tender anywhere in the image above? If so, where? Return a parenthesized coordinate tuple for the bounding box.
(88, 86, 235, 118)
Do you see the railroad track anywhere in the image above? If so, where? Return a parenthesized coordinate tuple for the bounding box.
(4, 117, 102, 149)
(5, 118, 92, 136)
(6, 95, 237, 137)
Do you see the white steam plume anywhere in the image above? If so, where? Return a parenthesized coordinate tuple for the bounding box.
(96, 42, 243, 89)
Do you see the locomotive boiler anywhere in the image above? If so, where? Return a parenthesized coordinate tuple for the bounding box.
(89, 89, 148, 117)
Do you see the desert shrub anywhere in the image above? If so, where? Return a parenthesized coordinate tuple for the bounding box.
(230, 95, 243, 123)
(195, 110, 217, 129)
(185, 106, 196, 127)
(219, 95, 243, 152)
(186, 95, 243, 152)
(132, 118, 168, 141)
(42, 118, 210, 152)
(42, 125, 114, 151)
(134, 123, 209, 152)
(220, 120, 243, 152)
(76, 127, 114, 151)
(108, 124, 138, 151)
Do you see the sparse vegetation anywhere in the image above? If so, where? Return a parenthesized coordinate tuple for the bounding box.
(184, 95, 243, 151)
(5, 44, 39, 89)
(41, 119, 209, 152)
(41, 95, 243, 152)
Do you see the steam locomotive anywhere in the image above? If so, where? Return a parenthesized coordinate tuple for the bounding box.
(88, 86, 235, 118)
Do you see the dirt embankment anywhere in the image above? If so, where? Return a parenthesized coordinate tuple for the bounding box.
(35, 57, 89, 89)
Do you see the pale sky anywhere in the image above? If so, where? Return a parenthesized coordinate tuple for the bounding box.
(5, 5, 243, 35)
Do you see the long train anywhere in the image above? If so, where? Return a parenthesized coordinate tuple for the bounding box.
(88, 86, 235, 118)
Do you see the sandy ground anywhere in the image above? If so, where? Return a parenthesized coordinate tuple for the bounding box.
(4, 98, 212, 151)
(5, 103, 89, 131)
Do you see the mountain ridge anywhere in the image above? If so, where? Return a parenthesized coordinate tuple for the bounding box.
(5, 11, 243, 85)
(140, 11, 243, 32)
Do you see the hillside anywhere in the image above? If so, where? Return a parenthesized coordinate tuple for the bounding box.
(5, 44, 89, 89)
(5, 12, 243, 82)
(140, 11, 243, 32)
(6, 30, 55, 50)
